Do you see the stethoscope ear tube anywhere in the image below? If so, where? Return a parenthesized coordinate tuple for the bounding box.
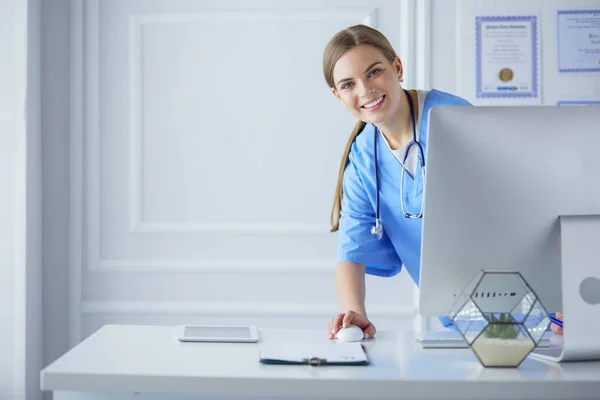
(371, 108, 381, 239)
(371, 89, 421, 240)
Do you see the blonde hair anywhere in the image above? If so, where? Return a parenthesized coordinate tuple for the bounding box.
(323, 25, 398, 232)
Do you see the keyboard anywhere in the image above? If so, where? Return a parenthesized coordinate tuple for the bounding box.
(417, 330, 552, 349)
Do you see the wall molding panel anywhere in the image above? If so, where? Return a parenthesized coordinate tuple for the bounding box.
(127, 9, 376, 235)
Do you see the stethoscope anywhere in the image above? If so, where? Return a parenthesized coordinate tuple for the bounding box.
(371, 89, 426, 241)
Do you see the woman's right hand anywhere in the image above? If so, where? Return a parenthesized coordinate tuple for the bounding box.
(328, 310, 376, 340)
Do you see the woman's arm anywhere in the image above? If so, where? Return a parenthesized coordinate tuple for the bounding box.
(335, 262, 367, 317)
(329, 261, 377, 339)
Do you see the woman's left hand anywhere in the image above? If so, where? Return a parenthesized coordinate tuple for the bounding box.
(551, 312, 563, 335)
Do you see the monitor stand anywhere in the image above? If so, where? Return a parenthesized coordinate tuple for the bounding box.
(531, 215, 600, 362)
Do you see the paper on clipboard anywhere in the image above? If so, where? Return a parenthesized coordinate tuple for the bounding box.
(259, 341, 368, 365)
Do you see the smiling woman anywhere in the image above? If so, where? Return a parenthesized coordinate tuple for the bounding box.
(321, 24, 476, 341)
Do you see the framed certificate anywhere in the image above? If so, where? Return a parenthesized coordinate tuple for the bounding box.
(475, 15, 540, 101)
(557, 10, 600, 73)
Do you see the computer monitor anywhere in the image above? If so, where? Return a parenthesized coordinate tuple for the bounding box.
(418, 105, 600, 318)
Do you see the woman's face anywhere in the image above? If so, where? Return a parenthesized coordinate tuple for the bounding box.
(331, 45, 403, 124)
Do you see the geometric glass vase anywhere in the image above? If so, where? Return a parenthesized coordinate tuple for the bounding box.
(449, 270, 551, 367)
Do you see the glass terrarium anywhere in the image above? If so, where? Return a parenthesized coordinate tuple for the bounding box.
(449, 270, 551, 367)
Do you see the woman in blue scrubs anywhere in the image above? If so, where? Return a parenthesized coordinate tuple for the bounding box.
(323, 24, 564, 340)
(322, 24, 470, 340)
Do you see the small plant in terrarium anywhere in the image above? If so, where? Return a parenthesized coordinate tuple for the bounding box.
(482, 313, 520, 340)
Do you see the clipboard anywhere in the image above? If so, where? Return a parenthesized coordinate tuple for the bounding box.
(259, 341, 369, 366)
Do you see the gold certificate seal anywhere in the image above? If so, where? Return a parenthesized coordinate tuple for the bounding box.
(499, 68, 514, 82)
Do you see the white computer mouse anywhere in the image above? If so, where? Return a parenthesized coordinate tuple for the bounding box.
(335, 324, 364, 342)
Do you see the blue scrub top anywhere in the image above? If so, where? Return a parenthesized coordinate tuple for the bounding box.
(336, 89, 472, 328)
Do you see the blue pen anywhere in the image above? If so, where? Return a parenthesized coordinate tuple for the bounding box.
(550, 315, 563, 328)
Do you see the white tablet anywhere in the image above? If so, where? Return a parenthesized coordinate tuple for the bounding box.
(176, 325, 260, 343)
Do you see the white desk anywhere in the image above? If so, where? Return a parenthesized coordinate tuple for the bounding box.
(41, 325, 600, 400)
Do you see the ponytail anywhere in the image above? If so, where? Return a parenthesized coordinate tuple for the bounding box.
(330, 121, 366, 232)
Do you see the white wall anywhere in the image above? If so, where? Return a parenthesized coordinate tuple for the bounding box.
(66, 0, 417, 344)
(431, 0, 600, 103)
(0, 0, 43, 399)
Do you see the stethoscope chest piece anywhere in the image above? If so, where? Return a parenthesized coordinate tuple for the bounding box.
(371, 219, 383, 240)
